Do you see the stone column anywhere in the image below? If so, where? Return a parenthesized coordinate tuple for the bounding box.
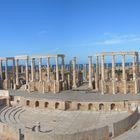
(83, 64, 87, 81)
(99, 63, 101, 77)
(72, 57, 77, 88)
(0, 60, 3, 80)
(95, 56, 99, 91)
(61, 56, 65, 81)
(101, 55, 105, 94)
(25, 58, 29, 84)
(112, 55, 115, 94)
(47, 57, 50, 82)
(132, 54, 138, 94)
(68, 74, 71, 89)
(20, 65, 24, 73)
(132, 55, 136, 80)
(31, 58, 35, 82)
(12, 59, 15, 87)
(38, 58, 42, 82)
(136, 53, 139, 76)
(5, 59, 8, 80)
(55, 57, 59, 81)
(88, 56, 93, 89)
(15, 59, 19, 85)
(136, 53, 139, 93)
(122, 55, 127, 94)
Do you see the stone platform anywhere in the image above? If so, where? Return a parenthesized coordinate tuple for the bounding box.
(9, 90, 140, 102)
(0, 105, 129, 135)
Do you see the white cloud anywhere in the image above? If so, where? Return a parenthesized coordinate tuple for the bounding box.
(38, 30, 47, 36)
(96, 39, 121, 45)
(94, 33, 140, 45)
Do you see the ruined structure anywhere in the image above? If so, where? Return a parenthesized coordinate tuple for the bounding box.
(95, 52, 140, 94)
(0, 51, 140, 140)
(0, 54, 72, 93)
(0, 52, 140, 95)
(29, 54, 67, 93)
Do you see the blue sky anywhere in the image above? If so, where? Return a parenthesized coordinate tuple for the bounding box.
(0, 0, 140, 63)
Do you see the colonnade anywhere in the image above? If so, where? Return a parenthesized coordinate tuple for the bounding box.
(31, 55, 65, 82)
(0, 54, 65, 91)
(15, 56, 29, 89)
(95, 52, 139, 94)
(0, 57, 15, 89)
(0, 52, 139, 95)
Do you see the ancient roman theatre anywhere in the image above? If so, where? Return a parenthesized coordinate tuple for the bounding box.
(0, 51, 140, 140)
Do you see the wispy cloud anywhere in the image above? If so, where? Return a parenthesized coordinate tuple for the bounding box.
(95, 39, 121, 45)
(83, 32, 140, 46)
(94, 33, 140, 45)
(38, 30, 47, 36)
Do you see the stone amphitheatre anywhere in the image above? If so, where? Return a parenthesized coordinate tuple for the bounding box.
(0, 51, 140, 140)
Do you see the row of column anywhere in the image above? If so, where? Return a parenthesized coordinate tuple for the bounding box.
(0, 59, 15, 81)
(31, 56, 65, 82)
(72, 56, 94, 89)
(98, 54, 139, 94)
(15, 58, 29, 86)
(0, 59, 8, 81)
(0, 56, 65, 87)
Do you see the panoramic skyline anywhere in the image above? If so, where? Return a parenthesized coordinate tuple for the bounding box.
(0, 0, 140, 63)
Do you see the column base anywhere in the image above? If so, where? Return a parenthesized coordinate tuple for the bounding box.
(101, 92, 104, 95)
(88, 84, 93, 89)
(25, 84, 29, 90)
(72, 85, 77, 89)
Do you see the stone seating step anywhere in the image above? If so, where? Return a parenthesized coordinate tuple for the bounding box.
(9, 106, 22, 124)
(14, 108, 26, 128)
(0, 106, 8, 122)
(4, 106, 20, 126)
(0, 107, 12, 123)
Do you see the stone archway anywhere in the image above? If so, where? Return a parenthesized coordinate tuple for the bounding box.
(44, 102, 49, 108)
(111, 103, 116, 110)
(35, 101, 39, 107)
(26, 100, 30, 106)
(99, 103, 104, 110)
(77, 103, 82, 110)
(88, 103, 93, 110)
(55, 102, 60, 109)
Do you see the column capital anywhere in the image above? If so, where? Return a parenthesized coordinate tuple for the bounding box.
(73, 57, 76, 61)
(88, 56, 92, 58)
(112, 54, 115, 58)
(101, 55, 104, 58)
(31, 58, 35, 61)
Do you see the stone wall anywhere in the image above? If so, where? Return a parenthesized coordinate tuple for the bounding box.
(24, 126, 109, 140)
(99, 81, 135, 94)
(113, 107, 139, 137)
(0, 90, 9, 97)
(0, 122, 20, 140)
(13, 96, 129, 111)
